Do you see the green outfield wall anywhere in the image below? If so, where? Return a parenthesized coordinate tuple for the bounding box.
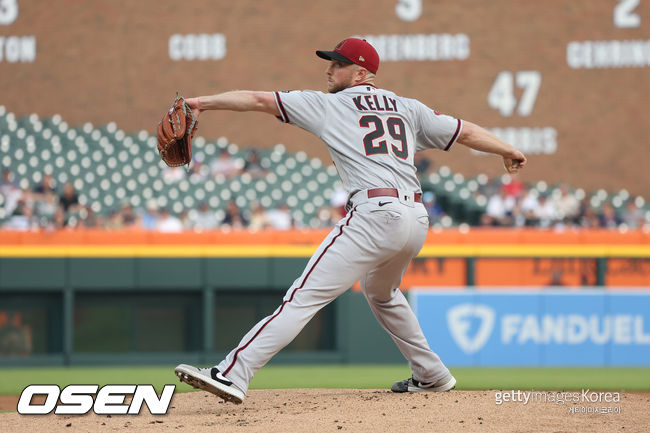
(0, 257, 404, 366)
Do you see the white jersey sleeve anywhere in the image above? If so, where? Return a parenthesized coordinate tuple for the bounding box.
(412, 100, 463, 152)
(274, 90, 327, 137)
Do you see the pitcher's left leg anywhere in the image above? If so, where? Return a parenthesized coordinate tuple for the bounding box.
(361, 206, 451, 384)
(361, 259, 451, 384)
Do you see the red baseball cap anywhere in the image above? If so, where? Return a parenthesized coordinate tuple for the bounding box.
(316, 38, 380, 74)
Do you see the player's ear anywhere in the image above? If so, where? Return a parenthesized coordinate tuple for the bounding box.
(354, 66, 367, 82)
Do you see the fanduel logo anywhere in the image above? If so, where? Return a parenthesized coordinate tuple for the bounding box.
(446, 303, 650, 352)
(447, 304, 495, 354)
(17, 384, 175, 415)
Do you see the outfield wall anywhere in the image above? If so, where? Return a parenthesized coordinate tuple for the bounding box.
(1, 229, 649, 366)
(2, 229, 650, 286)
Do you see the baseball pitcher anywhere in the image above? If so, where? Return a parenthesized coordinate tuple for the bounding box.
(175, 38, 527, 404)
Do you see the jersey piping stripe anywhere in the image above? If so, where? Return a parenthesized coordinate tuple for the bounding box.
(223, 206, 359, 376)
(444, 119, 462, 151)
(274, 92, 290, 123)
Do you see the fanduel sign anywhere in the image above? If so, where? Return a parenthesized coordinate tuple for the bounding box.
(413, 290, 650, 366)
(501, 313, 650, 345)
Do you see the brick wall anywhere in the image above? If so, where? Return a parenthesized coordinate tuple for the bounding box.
(1, 0, 648, 196)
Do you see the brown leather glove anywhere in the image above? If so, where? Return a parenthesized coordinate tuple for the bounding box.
(156, 95, 198, 167)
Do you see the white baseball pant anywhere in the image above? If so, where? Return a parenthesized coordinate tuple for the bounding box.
(217, 189, 451, 393)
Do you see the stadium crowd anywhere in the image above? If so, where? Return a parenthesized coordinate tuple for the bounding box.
(0, 147, 345, 232)
(472, 175, 645, 229)
(1, 151, 647, 232)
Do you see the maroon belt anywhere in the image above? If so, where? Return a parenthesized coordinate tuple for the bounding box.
(367, 188, 422, 203)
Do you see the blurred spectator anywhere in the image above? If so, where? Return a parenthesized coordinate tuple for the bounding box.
(140, 200, 160, 230)
(179, 210, 192, 230)
(156, 208, 183, 233)
(105, 210, 125, 230)
(221, 200, 247, 229)
(553, 183, 579, 222)
(81, 206, 104, 228)
(509, 200, 526, 227)
(330, 185, 348, 216)
(243, 149, 268, 178)
(414, 154, 434, 179)
(315, 206, 342, 227)
(33, 174, 56, 197)
(248, 201, 271, 230)
(478, 175, 501, 198)
(534, 194, 558, 228)
(0, 169, 18, 192)
(479, 212, 494, 226)
(329, 205, 344, 223)
(599, 203, 621, 229)
(5, 200, 37, 231)
(575, 198, 590, 225)
(580, 206, 602, 228)
(519, 187, 540, 226)
(188, 160, 209, 184)
(120, 204, 138, 228)
(51, 205, 66, 230)
(422, 191, 444, 225)
(502, 174, 524, 198)
(59, 183, 80, 214)
(641, 219, 650, 232)
(621, 200, 643, 229)
(35, 190, 59, 225)
(211, 148, 241, 179)
(22, 188, 36, 210)
(267, 203, 293, 230)
(162, 166, 186, 183)
(1, 169, 22, 217)
(485, 189, 515, 226)
(189, 202, 219, 230)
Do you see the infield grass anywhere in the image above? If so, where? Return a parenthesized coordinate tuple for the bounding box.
(0, 365, 648, 395)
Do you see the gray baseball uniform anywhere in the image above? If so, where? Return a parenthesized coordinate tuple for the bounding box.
(215, 84, 462, 393)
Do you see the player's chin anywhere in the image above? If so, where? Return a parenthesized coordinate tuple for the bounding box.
(327, 82, 343, 93)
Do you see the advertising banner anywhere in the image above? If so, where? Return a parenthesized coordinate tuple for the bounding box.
(412, 290, 650, 366)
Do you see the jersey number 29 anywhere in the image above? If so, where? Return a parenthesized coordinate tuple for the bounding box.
(359, 115, 408, 159)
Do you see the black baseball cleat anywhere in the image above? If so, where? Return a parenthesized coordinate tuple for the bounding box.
(391, 373, 456, 393)
(174, 364, 245, 404)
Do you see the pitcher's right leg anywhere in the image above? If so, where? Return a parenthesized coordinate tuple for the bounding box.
(215, 206, 376, 394)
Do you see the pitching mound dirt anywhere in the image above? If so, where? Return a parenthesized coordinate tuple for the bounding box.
(2, 389, 647, 432)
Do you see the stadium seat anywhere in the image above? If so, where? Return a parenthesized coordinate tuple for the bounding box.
(2, 111, 648, 230)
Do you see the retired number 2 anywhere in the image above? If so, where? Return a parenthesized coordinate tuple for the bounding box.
(359, 115, 408, 159)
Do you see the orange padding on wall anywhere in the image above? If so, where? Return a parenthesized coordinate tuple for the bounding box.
(0, 229, 329, 245)
(1, 228, 649, 246)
